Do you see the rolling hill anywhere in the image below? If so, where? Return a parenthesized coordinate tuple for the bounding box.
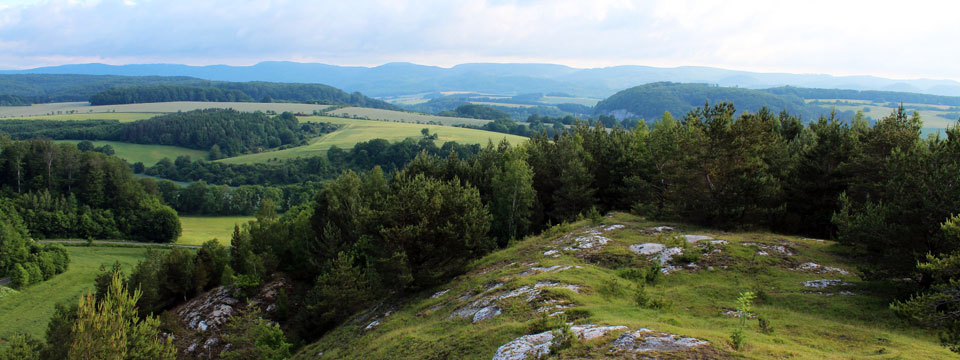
(594, 82, 825, 120)
(295, 213, 954, 359)
(5, 61, 960, 97)
(217, 116, 527, 164)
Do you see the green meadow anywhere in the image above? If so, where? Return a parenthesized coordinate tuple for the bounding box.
(0, 101, 334, 118)
(0, 246, 156, 342)
(55, 140, 209, 165)
(325, 107, 493, 126)
(177, 216, 255, 246)
(217, 116, 527, 164)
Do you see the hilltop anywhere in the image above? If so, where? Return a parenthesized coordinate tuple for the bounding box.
(298, 213, 952, 359)
(5, 61, 960, 97)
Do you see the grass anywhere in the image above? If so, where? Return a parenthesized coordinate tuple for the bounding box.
(4, 112, 162, 122)
(0, 246, 156, 342)
(296, 212, 956, 359)
(177, 216, 254, 246)
(217, 116, 527, 164)
(539, 96, 602, 106)
(0, 101, 334, 118)
(469, 101, 538, 108)
(325, 107, 493, 126)
(806, 99, 959, 130)
(55, 140, 209, 165)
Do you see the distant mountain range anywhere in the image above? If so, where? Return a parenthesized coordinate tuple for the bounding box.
(4, 61, 960, 98)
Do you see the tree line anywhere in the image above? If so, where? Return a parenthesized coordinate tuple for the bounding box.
(88, 85, 254, 105)
(140, 137, 482, 186)
(0, 137, 181, 242)
(0, 110, 339, 158)
(0, 201, 70, 290)
(0, 73, 398, 109)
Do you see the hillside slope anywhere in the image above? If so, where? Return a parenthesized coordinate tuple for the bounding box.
(8, 62, 960, 97)
(594, 82, 826, 121)
(297, 212, 953, 359)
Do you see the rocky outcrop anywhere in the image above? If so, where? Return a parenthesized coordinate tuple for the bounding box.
(611, 329, 710, 352)
(450, 282, 581, 323)
(491, 325, 708, 360)
(795, 262, 851, 275)
(177, 286, 239, 333)
(174, 276, 291, 358)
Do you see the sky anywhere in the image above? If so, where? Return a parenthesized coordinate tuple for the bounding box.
(0, 0, 958, 81)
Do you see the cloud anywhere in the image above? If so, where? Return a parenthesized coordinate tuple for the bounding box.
(0, 0, 958, 81)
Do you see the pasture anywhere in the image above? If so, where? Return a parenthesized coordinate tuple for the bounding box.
(3, 112, 162, 122)
(0, 246, 155, 341)
(56, 140, 209, 165)
(0, 101, 334, 118)
(539, 95, 602, 106)
(806, 99, 960, 130)
(217, 116, 527, 164)
(324, 107, 493, 126)
(177, 216, 254, 246)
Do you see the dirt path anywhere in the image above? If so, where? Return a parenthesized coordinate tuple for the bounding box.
(0, 277, 9, 286)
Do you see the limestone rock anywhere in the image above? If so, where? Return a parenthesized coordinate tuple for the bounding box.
(803, 279, 851, 289)
(612, 329, 709, 352)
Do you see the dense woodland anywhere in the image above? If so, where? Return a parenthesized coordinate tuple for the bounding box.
(0, 202, 70, 289)
(594, 82, 847, 121)
(88, 85, 254, 105)
(0, 74, 397, 108)
(0, 110, 339, 158)
(765, 86, 960, 107)
(143, 137, 481, 186)
(6, 101, 960, 357)
(0, 138, 181, 242)
(438, 104, 511, 120)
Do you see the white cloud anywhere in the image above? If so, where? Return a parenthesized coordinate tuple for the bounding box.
(0, 0, 958, 80)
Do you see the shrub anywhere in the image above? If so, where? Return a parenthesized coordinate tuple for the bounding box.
(598, 278, 626, 300)
(730, 291, 756, 351)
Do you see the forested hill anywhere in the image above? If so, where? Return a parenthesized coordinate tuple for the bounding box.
(594, 82, 827, 121)
(762, 86, 960, 106)
(0, 109, 339, 157)
(0, 74, 399, 109)
(88, 85, 254, 105)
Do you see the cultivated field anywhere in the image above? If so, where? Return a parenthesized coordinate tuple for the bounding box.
(217, 116, 527, 164)
(539, 95, 602, 106)
(468, 101, 537, 108)
(0, 101, 334, 118)
(806, 99, 960, 131)
(56, 140, 209, 165)
(0, 246, 156, 341)
(177, 216, 255, 246)
(3, 112, 163, 122)
(324, 107, 493, 126)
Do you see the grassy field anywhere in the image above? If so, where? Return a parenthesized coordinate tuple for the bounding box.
(807, 99, 959, 130)
(56, 140, 209, 165)
(540, 95, 602, 106)
(0, 101, 334, 118)
(177, 216, 254, 246)
(469, 101, 538, 108)
(300, 212, 955, 359)
(217, 116, 527, 164)
(0, 246, 155, 341)
(3, 112, 163, 122)
(325, 107, 493, 126)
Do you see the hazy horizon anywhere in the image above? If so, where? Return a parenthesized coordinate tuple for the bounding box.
(1, 0, 959, 81)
